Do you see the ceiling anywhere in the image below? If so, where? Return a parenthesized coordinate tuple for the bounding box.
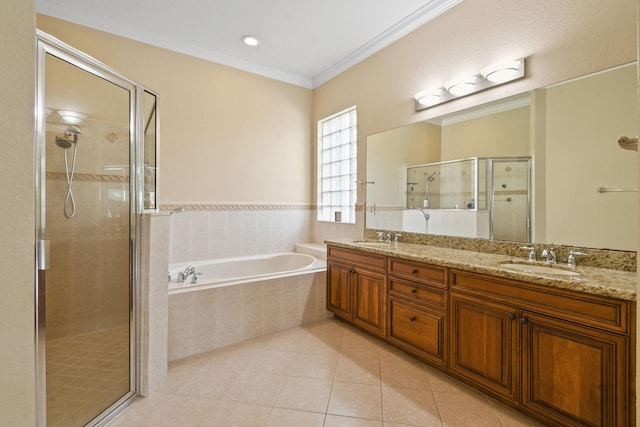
(36, 0, 461, 88)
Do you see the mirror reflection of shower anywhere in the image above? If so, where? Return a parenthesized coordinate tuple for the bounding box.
(424, 170, 440, 208)
(55, 125, 81, 218)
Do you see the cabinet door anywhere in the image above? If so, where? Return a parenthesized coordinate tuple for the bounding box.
(521, 311, 629, 427)
(449, 293, 518, 401)
(327, 262, 352, 320)
(352, 269, 387, 338)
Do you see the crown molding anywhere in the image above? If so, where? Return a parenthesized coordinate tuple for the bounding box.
(311, 0, 463, 88)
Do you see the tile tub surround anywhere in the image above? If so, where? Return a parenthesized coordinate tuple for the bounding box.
(364, 228, 637, 272)
(327, 239, 637, 301)
(110, 318, 543, 427)
(162, 203, 314, 264)
(168, 270, 331, 361)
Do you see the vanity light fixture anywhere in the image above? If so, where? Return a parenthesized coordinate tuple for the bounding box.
(415, 58, 525, 111)
(444, 75, 478, 96)
(241, 35, 261, 47)
(481, 59, 524, 83)
(57, 110, 87, 124)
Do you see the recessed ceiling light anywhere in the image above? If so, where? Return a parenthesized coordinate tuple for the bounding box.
(241, 35, 261, 47)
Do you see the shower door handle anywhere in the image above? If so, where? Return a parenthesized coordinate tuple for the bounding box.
(37, 240, 50, 271)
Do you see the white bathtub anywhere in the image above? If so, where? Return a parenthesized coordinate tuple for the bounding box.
(168, 252, 326, 294)
(167, 249, 331, 360)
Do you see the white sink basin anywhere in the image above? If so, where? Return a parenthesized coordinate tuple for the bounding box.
(500, 263, 580, 277)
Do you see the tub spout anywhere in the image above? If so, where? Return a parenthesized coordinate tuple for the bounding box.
(177, 266, 197, 284)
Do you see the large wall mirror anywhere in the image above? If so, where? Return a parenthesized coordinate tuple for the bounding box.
(366, 62, 637, 251)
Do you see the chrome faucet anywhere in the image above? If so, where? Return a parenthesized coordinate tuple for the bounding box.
(177, 266, 197, 284)
(540, 248, 556, 264)
(520, 246, 536, 261)
(567, 251, 587, 268)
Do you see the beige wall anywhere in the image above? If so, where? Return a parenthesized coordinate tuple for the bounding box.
(441, 107, 530, 160)
(0, 0, 36, 425)
(37, 15, 314, 204)
(312, 0, 636, 241)
(544, 64, 637, 250)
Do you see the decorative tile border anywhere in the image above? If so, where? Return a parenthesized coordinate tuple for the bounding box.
(161, 202, 367, 212)
(161, 203, 313, 212)
(46, 172, 129, 183)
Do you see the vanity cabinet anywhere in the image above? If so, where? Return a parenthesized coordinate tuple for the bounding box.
(325, 245, 635, 427)
(327, 247, 387, 338)
(387, 258, 448, 367)
(450, 269, 633, 427)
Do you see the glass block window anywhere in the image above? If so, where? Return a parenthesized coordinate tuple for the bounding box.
(317, 106, 357, 223)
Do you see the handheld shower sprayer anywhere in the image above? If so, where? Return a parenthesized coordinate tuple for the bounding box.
(56, 125, 82, 218)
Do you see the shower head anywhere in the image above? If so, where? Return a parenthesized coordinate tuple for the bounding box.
(56, 125, 82, 149)
(427, 171, 440, 182)
(55, 136, 73, 149)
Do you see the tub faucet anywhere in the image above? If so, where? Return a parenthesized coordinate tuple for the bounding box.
(177, 266, 197, 284)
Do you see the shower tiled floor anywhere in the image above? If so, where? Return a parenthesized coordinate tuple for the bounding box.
(109, 318, 543, 427)
(47, 327, 130, 427)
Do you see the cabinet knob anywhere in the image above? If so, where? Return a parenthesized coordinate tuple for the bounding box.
(508, 313, 516, 320)
(411, 289, 417, 294)
(411, 269, 418, 274)
(520, 317, 529, 324)
(349, 269, 356, 274)
(409, 316, 417, 322)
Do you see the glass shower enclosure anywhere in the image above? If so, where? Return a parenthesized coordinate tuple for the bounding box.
(404, 157, 531, 241)
(35, 31, 158, 426)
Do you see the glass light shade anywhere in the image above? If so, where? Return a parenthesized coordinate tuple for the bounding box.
(58, 110, 86, 124)
(415, 89, 443, 106)
(445, 76, 477, 96)
(481, 59, 524, 83)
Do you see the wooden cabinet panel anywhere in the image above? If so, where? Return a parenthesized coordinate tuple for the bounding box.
(327, 262, 352, 320)
(449, 293, 518, 401)
(389, 258, 447, 287)
(389, 279, 447, 310)
(328, 246, 386, 271)
(327, 246, 387, 337)
(521, 311, 629, 427)
(388, 299, 446, 366)
(353, 270, 387, 338)
(451, 270, 629, 334)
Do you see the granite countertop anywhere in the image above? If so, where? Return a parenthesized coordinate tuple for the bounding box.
(325, 239, 637, 302)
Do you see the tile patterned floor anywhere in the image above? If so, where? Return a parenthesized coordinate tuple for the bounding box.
(109, 319, 544, 427)
(47, 327, 130, 427)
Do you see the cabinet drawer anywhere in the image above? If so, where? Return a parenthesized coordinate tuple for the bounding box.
(389, 279, 447, 310)
(389, 258, 447, 287)
(450, 270, 630, 334)
(328, 246, 386, 271)
(388, 299, 446, 365)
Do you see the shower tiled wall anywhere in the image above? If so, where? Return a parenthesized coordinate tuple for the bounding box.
(45, 124, 131, 340)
